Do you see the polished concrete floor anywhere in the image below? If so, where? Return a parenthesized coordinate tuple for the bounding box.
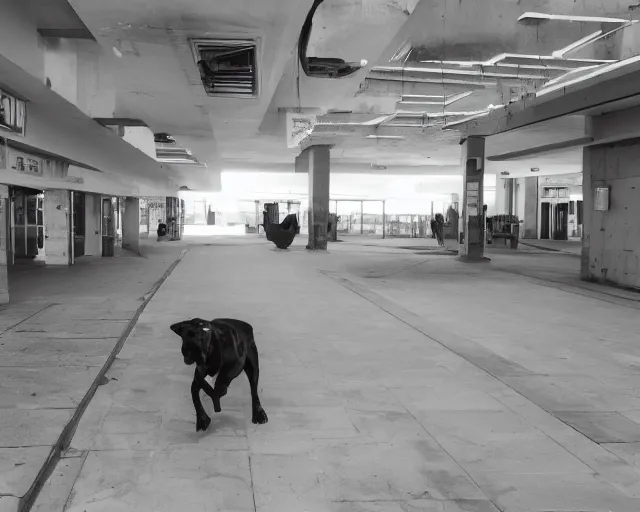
(12, 236, 640, 511)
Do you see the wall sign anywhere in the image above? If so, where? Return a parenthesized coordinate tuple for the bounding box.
(0, 89, 26, 135)
(9, 147, 43, 175)
(594, 186, 610, 211)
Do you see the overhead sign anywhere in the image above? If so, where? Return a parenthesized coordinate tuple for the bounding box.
(286, 112, 317, 148)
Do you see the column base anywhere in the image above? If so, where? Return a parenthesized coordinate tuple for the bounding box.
(457, 255, 491, 263)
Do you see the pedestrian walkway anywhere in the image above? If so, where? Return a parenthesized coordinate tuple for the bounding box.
(0, 240, 187, 512)
(29, 236, 640, 512)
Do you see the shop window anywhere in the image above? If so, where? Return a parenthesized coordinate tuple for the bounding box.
(0, 90, 26, 135)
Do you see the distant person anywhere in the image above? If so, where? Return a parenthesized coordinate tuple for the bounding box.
(430, 218, 437, 240)
(435, 213, 445, 246)
(157, 220, 167, 238)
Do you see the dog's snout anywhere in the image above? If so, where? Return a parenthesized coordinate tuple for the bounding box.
(184, 356, 195, 365)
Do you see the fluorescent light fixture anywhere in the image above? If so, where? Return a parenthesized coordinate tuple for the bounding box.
(365, 135, 406, 139)
(552, 30, 602, 58)
(517, 12, 631, 25)
(537, 54, 640, 97)
(112, 45, 123, 58)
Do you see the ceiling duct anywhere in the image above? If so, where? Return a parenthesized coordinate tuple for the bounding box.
(156, 146, 201, 165)
(190, 39, 258, 98)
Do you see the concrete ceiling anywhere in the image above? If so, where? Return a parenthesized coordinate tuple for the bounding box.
(55, 0, 640, 186)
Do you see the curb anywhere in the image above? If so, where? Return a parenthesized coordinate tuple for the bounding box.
(517, 241, 580, 256)
(19, 248, 189, 512)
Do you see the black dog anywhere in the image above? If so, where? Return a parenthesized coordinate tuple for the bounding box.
(170, 318, 268, 431)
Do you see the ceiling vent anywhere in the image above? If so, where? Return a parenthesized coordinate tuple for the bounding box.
(191, 39, 258, 98)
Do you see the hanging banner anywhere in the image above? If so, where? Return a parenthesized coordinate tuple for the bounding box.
(286, 112, 317, 148)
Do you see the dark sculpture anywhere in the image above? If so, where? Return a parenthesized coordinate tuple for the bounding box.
(261, 212, 299, 249)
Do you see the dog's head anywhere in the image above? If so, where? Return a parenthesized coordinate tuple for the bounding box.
(170, 318, 214, 366)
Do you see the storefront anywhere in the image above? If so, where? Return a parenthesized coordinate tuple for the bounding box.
(9, 186, 44, 264)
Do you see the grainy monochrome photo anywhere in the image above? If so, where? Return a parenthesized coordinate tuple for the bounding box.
(0, 1, 639, 511)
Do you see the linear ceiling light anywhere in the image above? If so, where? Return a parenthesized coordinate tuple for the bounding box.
(517, 12, 631, 25)
(537, 54, 640, 97)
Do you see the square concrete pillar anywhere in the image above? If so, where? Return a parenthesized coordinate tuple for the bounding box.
(522, 177, 538, 239)
(0, 185, 9, 304)
(122, 197, 140, 254)
(44, 190, 72, 266)
(460, 136, 486, 260)
(305, 145, 331, 251)
(84, 193, 102, 256)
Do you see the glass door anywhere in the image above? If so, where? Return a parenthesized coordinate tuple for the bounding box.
(72, 192, 85, 257)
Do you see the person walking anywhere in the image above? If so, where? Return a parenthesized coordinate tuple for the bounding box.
(435, 213, 445, 247)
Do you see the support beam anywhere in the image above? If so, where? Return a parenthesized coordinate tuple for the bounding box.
(460, 137, 486, 261)
(0, 185, 9, 304)
(305, 145, 331, 251)
(360, 201, 364, 235)
(44, 190, 72, 266)
(122, 197, 141, 255)
(487, 137, 594, 161)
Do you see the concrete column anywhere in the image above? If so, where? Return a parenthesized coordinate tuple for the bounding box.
(360, 201, 364, 235)
(44, 190, 72, 266)
(506, 178, 515, 215)
(306, 145, 331, 251)
(581, 145, 593, 281)
(84, 193, 102, 256)
(0, 185, 9, 304)
(382, 200, 386, 239)
(522, 177, 538, 239)
(460, 136, 485, 260)
(122, 197, 140, 254)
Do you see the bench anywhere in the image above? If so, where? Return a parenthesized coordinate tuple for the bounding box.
(490, 232, 518, 249)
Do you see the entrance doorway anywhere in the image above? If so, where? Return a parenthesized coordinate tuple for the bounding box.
(10, 187, 44, 264)
(72, 191, 85, 257)
(540, 202, 569, 241)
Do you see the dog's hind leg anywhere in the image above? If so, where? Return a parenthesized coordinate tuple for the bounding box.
(191, 373, 211, 432)
(244, 344, 268, 425)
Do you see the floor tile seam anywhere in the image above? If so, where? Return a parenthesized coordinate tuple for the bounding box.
(18, 248, 189, 512)
(60, 450, 89, 512)
(0, 304, 57, 336)
(0, 444, 53, 449)
(323, 271, 640, 492)
(487, 390, 640, 491)
(384, 386, 500, 509)
(488, 268, 640, 309)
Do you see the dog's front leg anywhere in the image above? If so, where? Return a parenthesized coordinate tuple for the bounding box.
(195, 367, 222, 413)
(191, 372, 211, 432)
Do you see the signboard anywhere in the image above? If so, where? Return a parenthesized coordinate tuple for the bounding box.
(594, 186, 610, 211)
(286, 112, 317, 148)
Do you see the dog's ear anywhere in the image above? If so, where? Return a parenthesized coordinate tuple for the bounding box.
(170, 321, 187, 337)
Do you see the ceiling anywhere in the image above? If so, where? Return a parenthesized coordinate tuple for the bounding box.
(45, 0, 640, 187)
